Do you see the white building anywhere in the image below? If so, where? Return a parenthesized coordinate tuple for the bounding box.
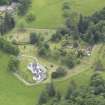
(27, 63, 47, 82)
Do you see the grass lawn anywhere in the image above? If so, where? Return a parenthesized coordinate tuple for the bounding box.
(16, 0, 105, 28)
(0, 51, 43, 105)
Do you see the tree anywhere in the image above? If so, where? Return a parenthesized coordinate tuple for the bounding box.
(91, 7, 105, 24)
(26, 12, 36, 22)
(65, 18, 74, 30)
(8, 56, 19, 72)
(51, 67, 67, 79)
(0, 38, 19, 55)
(30, 32, 39, 44)
(46, 82, 56, 97)
(51, 32, 62, 42)
(56, 90, 61, 101)
(4, 12, 15, 31)
(65, 81, 77, 100)
(43, 42, 49, 49)
(94, 60, 104, 71)
(38, 42, 50, 57)
(62, 2, 70, 10)
(0, 0, 11, 5)
(38, 91, 48, 105)
(90, 73, 105, 95)
(0, 12, 15, 35)
(83, 21, 105, 44)
(78, 14, 89, 34)
(61, 54, 75, 68)
(37, 73, 105, 105)
(18, 0, 31, 15)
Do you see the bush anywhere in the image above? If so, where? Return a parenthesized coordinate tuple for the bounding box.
(30, 32, 39, 44)
(61, 55, 75, 68)
(51, 67, 67, 79)
(0, 38, 19, 55)
(73, 42, 79, 48)
(63, 10, 70, 18)
(38, 45, 50, 57)
(0, 0, 11, 5)
(94, 60, 104, 71)
(18, 0, 31, 16)
(51, 33, 62, 42)
(26, 12, 36, 22)
(8, 56, 19, 72)
(62, 2, 70, 10)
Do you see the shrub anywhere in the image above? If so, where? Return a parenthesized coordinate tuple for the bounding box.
(94, 60, 104, 71)
(0, 38, 19, 55)
(8, 56, 19, 72)
(38, 45, 50, 57)
(26, 12, 36, 22)
(62, 2, 70, 10)
(51, 67, 67, 79)
(61, 55, 75, 68)
(30, 32, 39, 44)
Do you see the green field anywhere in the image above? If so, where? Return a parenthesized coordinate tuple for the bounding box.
(17, 0, 105, 28)
(0, 51, 45, 105)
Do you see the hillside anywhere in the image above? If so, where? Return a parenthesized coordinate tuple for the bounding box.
(17, 0, 105, 28)
(1, 0, 105, 105)
(1, 44, 105, 105)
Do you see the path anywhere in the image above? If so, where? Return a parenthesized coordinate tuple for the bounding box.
(13, 73, 36, 86)
(13, 72, 52, 86)
(53, 44, 102, 82)
(15, 28, 56, 32)
(18, 54, 39, 64)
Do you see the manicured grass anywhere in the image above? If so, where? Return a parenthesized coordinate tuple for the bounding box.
(17, 0, 105, 28)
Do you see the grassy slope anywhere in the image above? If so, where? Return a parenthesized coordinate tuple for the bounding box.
(17, 0, 105, 28)
(0, 51, 44, 105)
(1, 0, 105, 104)
(1, 44, 105, 105)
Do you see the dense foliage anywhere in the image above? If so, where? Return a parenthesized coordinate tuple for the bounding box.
(18, 0, 32, 15)
(29, 32, 39, 44)
(51, 67, 67, 79)
(78, 8, 105, 44)
(51, 7, 105, 45)
(0, 12, 15, 35)
(38, 73, 105, 105)
(0, 38, 19, 55)
(0, 0, 11, 5)
(8, 56, 19, 72)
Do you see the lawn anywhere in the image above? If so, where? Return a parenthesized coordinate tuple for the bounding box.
(0, 51, 45, 105)
(16, 0, 105, 28)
